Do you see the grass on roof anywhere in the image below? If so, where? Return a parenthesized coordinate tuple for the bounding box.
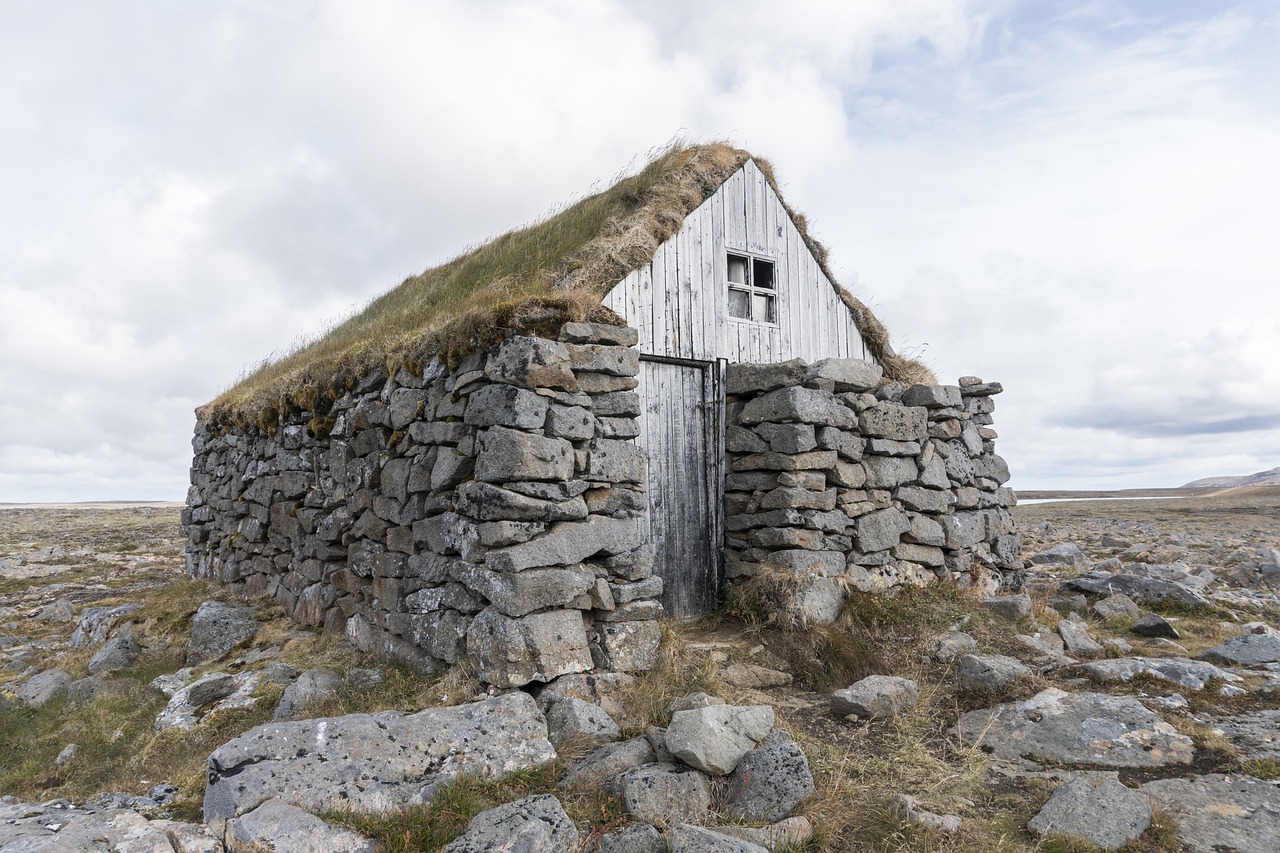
(201, 141, 931, 430)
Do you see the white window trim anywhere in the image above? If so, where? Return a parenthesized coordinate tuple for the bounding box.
(726, 252, 777, 325)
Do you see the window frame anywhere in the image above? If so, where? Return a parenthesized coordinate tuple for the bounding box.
(726, 251, 778, 325)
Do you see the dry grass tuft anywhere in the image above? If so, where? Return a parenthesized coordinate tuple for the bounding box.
(203, 140, 925, 430)
(616, 621, 723, 733)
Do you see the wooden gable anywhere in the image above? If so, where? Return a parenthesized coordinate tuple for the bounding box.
(601, 159, 871, 365)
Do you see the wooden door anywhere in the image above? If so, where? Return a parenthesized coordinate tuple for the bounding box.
(636, 356, 724, 617)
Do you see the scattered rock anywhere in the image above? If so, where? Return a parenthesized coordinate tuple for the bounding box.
(1060, 573, 1212, 610)
(1056, 618, 1104, 658)
(1213, 710, 1280, 760)
(1027, 777, 1151, 850)
(86, 625, 140, 676)
(927, 631, 978, 662)
(186, 600, 260, 664)
(955, 688, 1195, 767)
(1200, 632, 1280, 666)
(273, 667, 342, 721)
(443, 794, 579, 852)
(1092, 593, 1141, 620)
(980, 593, 1032, 621)
(710, 817, 814, 850)
(665, 692, 726, 715)
(831, 675, 918, 720)
(560, 736, 655, 790)
(70, 604, 141, 647)
(155, 671, 261, 731)
(1030, 543, 1088, 569)
(546, 697, 620, 749)
(15, 668, 71, 707)
(891, 793, 961, 833)
(1130, 613, 1180, 639)
(598, 822, 666, 853)
(346, 668, 385, 691)
(955, 654, 1029, 692)
(665, 704, 774, 775)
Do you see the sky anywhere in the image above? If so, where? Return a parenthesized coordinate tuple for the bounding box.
(1, 0, 1278, 502)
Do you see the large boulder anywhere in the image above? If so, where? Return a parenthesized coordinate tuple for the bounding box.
(15, 668, 71, 708)
(955, 688, 1195, 768)
(204, 692, 556, 820)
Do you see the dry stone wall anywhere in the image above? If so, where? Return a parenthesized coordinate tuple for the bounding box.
(724, 359, 1019, 622)
(182, 323, 660, 688)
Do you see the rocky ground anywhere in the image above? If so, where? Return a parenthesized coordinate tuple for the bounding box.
(2, 488, 1279, 851)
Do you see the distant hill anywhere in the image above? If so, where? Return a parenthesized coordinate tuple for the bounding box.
(1182, 467, 1280, 488)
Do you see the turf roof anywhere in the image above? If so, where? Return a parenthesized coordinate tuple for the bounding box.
(201, 142, 932, 429)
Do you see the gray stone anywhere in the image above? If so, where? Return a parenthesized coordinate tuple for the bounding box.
(1030, 543, 1089, 568)
(485, 515, 642, 572)
(156, 671, 262, 731)
(665, 704, 775, 775)
(566, 342, 640, 376)
(793, 576, 846, 624)
(15, 668, 71, 707)
(891, 793, 962, 833)
(901, 384, 962, 408)
(726, 359, 808, 394)
(205, 692, 556, 820)
(70, 603, 142, 647)
(545, 404, 595, 439)
(229, 798, 377, 852)
(981, 593, 1032, 621)
(724, 729, 816, 821)
(710, 818, 814, 851)
(455, 481, 588, 522)
(1027, 777, 1151, 850)
(1131, 613, 1181, 638)
(560, 321, 638, 346)
(466, 607, 593, 688)
(546, 697, 620, 749)
(805, 358, 883, 391)
(1093, 593, 1141, 620)
(832, 675, 918, 720)
(928, 631, 978, 663)
(187, 600, 260, 665)
(755, 422, 817, 454)
(858, 404, 927, 441)
(1201, 632, 1280, 666)
(1070, 657, 1239, 692)
(894, 485, 950, 513)
(1057, 619, 1105, 658)
(599, 823, 665, 853)
(720, 663, 794, 689)
(941, 512, 984, 549)
(1061, 573, 1212, 609)
(955, 654, 1029, 692)
(455, 563, 594, 618)
(485, 336, 576, 390)
(444, 794, 579, 852)
(739, 386, 854, 428)
(1214, 710, 1280, 760)
(955, 688, 1195, 767)
(585, 439, 647, 483)
(669, 824, 769, 853)
(87, 625, 140, 675)
(862, 455, 917, 488)
(599, 620, 662, 672)
(854, 507, 911, 552)
(617, 764, 712, 826)
(560, 736, 656, 790)
(474, 426, 573, 483)
(1141, 774, 1280, 853)
(273, 667, 343, 721)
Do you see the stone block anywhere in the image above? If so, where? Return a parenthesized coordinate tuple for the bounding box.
(454, 482, 588, 522)
(453, 563, 594, 618)
(862, 455, 917, 488)
(486, 516, 643, 572)
(858, 404, 927, 441)
(734, 450, 838, 472)
(804, 358, 883, 391)
(901, 385, 962, 408)
(466, 607, 592, 687)
(854, 507, 911, 553)
(726, 359, 808, 394)
(565, 343, 639, 376)
(832, 675, 918, 720)
(584, 439, 646, 483)
(485, 336, 576, 390)
(895, 485, 950, 513)
(463, 383, 549, 430)
(559, 322, 639, 346)
(600, 620, 661, 672)
(755, 423, 816, 454)
(740, 387, 855, 428)
(474, 426, 574, 483)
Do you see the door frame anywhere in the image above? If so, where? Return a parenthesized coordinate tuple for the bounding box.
(637, 353, 726, 615)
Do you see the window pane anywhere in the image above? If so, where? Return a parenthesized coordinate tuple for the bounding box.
(728, 288, 751, 319)
(727, 255, 747, 285)
(753, 293, 775, 323)
(753, 258, 774, 290)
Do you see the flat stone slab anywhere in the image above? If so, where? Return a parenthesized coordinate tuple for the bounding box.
(1141, 774, 1280, 853)
(1213, 710, 1280, 760)
(1201, 633, 1280, 666)
(1027, 777, 1151, 849)
(955, 688, 1195, 768)
(1060, 573, 1212, 609)
(228, 798, 377, 852)
(1072, 657, 1240, 691)
(204, 692, 555, 820)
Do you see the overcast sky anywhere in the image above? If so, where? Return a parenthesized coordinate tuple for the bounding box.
(2, 0, 1278, 502)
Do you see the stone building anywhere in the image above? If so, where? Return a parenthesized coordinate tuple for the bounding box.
(183, 144, 1019, 687)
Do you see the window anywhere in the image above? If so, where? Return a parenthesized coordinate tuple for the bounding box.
(727, 253, 776, 323)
